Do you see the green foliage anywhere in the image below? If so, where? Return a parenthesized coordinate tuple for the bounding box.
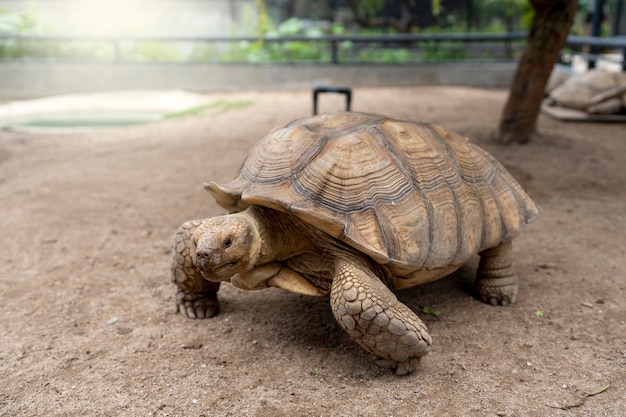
(0, 8, 113, 60)
(0, 7, 37, 34)
(421, 306, 441, 317)
(218, 17, 332, 63)
(254, 0, 271, 38)
(422, 40, 468, 61)
(357, 45, 412, 63)
(0, 2, 534, 63)
(119, 41, 182, 62)
(481, 0, 532, 31)
(361, 0, 386, 16)
(431, 0, 443, 17)
(0, 8, 41, 58)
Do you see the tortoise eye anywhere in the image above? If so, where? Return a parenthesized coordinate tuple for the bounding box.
(224, 238, 232, 248)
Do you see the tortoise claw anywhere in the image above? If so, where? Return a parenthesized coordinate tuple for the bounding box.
(480, 291, 516, 306)
(176, 289, 220, 319)
(376, 358, 422, 376)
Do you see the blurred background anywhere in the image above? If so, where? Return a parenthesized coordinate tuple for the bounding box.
(0, 0, 623, 97)
(0, 0, 624, 132)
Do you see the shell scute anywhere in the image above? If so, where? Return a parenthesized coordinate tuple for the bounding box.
(206, 112, 539, 273)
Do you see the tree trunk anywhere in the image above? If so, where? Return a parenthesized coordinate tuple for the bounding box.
(498, 0, 578, 144)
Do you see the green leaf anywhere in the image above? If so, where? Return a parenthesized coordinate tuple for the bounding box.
(534, 310, 545, 317)
(588, 383, 610, 396)
(422, 306, 441, 317)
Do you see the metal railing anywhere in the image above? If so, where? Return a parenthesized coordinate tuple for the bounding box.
(0, 32, 526, 64)
(565, 35, 626, 70)
(0, 32, 625, 68)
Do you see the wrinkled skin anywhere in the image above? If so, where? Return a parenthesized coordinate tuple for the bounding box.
(171, 206, 518, 375)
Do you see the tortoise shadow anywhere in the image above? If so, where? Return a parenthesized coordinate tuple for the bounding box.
(217, 259, 482, 376)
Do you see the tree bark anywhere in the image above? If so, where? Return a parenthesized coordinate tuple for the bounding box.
(498, 0, 578, 144)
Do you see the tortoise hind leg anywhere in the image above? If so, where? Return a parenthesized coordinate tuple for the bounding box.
(330, 260, 431, 375)
(171, 219, 221, 319)
(475, 240, 518, 306)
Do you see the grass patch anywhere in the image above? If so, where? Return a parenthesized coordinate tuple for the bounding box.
(164, 99, 254, 120)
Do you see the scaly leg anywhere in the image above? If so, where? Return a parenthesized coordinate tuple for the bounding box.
(476, 240, 517, 306)
(171, 219, 221, 319)
(330, 260, 431, 376)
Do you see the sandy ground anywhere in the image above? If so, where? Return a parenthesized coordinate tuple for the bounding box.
(0, 87, 624, 417)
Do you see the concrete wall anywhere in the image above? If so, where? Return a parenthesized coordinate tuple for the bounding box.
(0, 62, 517, 99)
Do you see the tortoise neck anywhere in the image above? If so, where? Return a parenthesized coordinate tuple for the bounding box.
(242, 206, 316, 264)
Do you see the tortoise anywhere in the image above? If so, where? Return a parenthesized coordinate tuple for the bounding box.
(171, 111, 539, 375)
(547, 69, 626, 114)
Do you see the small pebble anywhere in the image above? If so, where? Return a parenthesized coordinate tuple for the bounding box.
(192, 399, 197, 404)
(526, 362, 532, 366)
(107, 317, 118, 325)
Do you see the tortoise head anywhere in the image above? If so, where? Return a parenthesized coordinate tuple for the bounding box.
(193, 213, 262, 282)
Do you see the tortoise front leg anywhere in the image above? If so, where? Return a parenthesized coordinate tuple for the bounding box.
(171, 219, 221, 319)
(330, 260, 431, 375)
(475, 240, 517, 306)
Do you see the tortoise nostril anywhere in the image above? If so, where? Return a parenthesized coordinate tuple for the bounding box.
(197, 251, 209, 259)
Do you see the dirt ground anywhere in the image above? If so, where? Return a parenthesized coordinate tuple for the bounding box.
(0, 87, 624, 417)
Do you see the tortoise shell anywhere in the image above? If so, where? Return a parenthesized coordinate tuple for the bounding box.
(206, 112, 539, 276)
(549, 69, 626, 112)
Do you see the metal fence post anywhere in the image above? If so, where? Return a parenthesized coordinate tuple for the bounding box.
(588, 0, 606, 69)
(331, 40, 338, 64)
